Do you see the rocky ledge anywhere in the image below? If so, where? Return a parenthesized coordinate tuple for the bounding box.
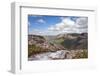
(28, 49, 88, 61)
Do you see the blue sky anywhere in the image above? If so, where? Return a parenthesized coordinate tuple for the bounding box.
(28, 15, 88, 35)
(28, 15, 61, 31)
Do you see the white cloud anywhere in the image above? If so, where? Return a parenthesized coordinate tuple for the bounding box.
(60, 17, 66, 20)
(48, 17, 88, 34)
(75, 17, 88, 33)
(62, 27, 77, 33)
(37, 19, 46, 24)
(29, 29, 44, 35)
(48, 18, 75, 31)
(62, 18, 75, 26)
(75, 17, 88, 28)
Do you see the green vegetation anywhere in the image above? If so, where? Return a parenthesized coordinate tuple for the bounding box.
(48, 38, 64, 46)
(53, 38, 64, 44)
(73, 49, 88, 59)
(28, 44, 48, 57)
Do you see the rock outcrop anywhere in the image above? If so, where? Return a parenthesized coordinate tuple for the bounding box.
(28, 49, 88, 61)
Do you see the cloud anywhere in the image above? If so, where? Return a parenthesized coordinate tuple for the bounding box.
(48, 18, 75, 31)
(75, 17, 88, 33)
(60, 17, 66, 20)
(75, 17, 88, 28)
(37, 19, 46, 24)
(48, 23, 65, 31)
(29, 17, 88, 35)
(29, 29, 44, 35)
(48, 17, 88, 34)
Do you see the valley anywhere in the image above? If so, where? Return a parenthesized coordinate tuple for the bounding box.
(28, 33, 88, 60)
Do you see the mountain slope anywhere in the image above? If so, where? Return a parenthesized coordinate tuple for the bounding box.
(28, 33, 88, 57)
(57, 33, 88, 50)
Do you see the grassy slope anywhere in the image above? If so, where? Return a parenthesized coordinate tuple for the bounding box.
(28, 44, 49, 57)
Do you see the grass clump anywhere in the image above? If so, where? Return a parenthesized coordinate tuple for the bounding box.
(73, 49, 88, 59)
(28, 44, 48, 57)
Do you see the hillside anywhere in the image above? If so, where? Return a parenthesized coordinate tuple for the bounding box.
(28, 35, 65, 57)
(28, 33, 88, 59)
(56, 33, 88, 50)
